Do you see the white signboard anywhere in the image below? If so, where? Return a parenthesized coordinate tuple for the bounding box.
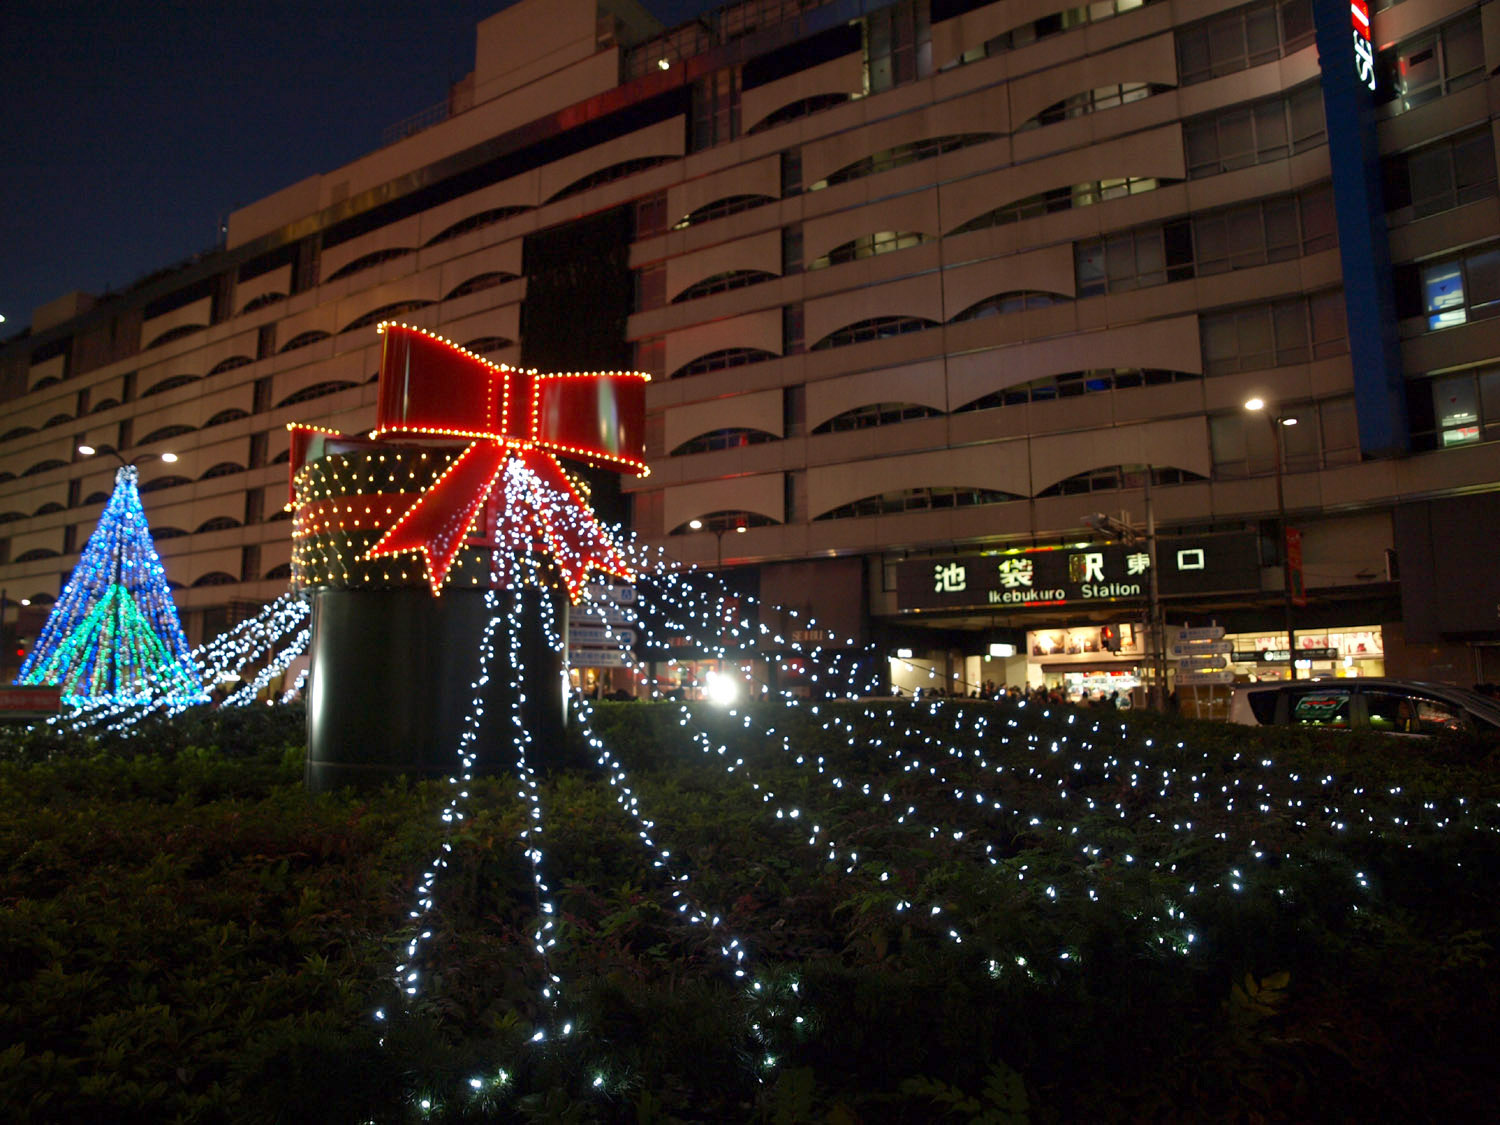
(1173, 626, 1225, 643)
(1177, 655, 1228, 672)
(1169, 641, 1232, 657)
(567, 648, 634, 668)
(568, 626, 636, 646)
(1174, 669, 1235, 685)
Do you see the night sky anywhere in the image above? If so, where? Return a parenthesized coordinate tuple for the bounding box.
(2, 0, 715, 336)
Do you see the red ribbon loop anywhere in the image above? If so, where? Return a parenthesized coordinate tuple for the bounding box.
(313, 323, 647, 598)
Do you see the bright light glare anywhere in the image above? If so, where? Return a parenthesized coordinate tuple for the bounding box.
(1280, 418, 1297, 427)
(705, 669, 739, 707)
(658, 58, 670, 70)
(77, 444, 97, 456)
(689, 518, 704, 530)
(159, 452, 179, 462)
(1244, 397, 1265, 412)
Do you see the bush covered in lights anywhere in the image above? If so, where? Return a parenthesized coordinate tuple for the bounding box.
(1, 700, 1499, 1122)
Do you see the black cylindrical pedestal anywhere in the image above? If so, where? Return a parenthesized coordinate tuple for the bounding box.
(304, 586, 564, 792)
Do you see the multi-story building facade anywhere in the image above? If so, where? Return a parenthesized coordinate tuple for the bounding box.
(3, 0, 1499, 697)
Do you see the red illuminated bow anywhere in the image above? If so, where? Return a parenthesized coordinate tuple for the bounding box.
(356, 323, 647, 599)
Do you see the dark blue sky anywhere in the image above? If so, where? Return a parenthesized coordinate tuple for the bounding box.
(1, 0, 713, 334)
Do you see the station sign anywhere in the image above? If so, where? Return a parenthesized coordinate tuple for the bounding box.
(1169, 641, 1231, 657)
(1173, 626, 1224, 643)
(568, 626, 635, 646)
(1178, 654, 1228, 672)
(571, 605, 634, 627)
(567, 648, 634, 668)
(1175, 669, 1235, 685)
(896, 533, 1260, 614)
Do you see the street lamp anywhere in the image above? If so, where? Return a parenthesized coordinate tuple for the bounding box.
(1244, 398, 1300, 680)
(78, 443, 178, 467)
(688, 517, 746, 570)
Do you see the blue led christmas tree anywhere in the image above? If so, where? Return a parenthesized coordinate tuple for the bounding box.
(15, 465, 204, 704)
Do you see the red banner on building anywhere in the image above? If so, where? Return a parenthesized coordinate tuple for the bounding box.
(1285, 527, 1307, 607)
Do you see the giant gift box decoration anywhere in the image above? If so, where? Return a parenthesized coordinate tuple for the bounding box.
(290, 324, 648, 788)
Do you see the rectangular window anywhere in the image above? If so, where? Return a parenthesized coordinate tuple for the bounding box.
(635, 193, 669, 238)
(1177, 0, 1316, 86)
(1421, 244, 1500, 330)
(1390, 129, 1498, 219)
(1201, 291, 1347, 375)
(1182, 83, 1326, 178)
(634, 263, 667, 311)
(1379, 12, 1484, 114)
(1409, 366, 1500, 450)
(1079, 185, 1335, 294)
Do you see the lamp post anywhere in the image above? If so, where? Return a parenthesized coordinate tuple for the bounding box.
(1244, 398, 1300, 680)
(78, 443, 178, 469)
(689, 517, 748, 693)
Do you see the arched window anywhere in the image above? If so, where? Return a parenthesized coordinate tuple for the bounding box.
(208, 355, 254, 375)
(671, 428, 779, 455)
(809, 134, 998, 191)
(204, 408, 250, 428)
(139, 475, 190, 493)
(810, 316, 937, 350)
(145, 324, 205, 349)
(82, 491, 110, 506)
(196, 515, 242, 532)
(1036, 465, 1206, 497)
(142, 373, 202, 397)
(672, 270, 778, 303)
(139, 424, 196, 445)
(240, 292, 286, 314)
(22, 459, 67, 477)
(42, 413, 73, 428)
(952, 177, 1167, 234)
(280, 330, 330, 353)
(444, 273, 518, 300)
(673, 194, 773, 230)
(814, 486, 1019, 521)
(324, 247, 412, 282)
(34, 501, 65, 516)
(31, 376, 62, 390)
(954, 368, 1199, 411)
(150, 526, 190, 541)
(275, 381, 358, 408)
(340, 301, 434, 335)
(950, 292, 1065, 321)
(90, 398, 120, 414)
(264, 562, 293, 580)
(671, 347, 779, 379)
(547, 156, 676, 203)
(807, 232, 927, 271)
(15, 548, 60, 562)
(200, 462, 245, 480)
(812, 403, 942, 433)
(0, 510, 25, 523)
(1, 426, 37, 441)
(424, 206, 529, 247)
(746, 93, 851, 134)
(192, 571, 238, 587)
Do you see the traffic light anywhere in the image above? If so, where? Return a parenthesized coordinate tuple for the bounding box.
(1100, 624, 1120, 653)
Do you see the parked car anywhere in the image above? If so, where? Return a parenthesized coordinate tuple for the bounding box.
(1228, 678, 1500, 736)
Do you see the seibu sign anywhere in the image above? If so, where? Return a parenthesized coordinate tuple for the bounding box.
(896, 532, 1260, 614)
(1350, 0, 1376, 93)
